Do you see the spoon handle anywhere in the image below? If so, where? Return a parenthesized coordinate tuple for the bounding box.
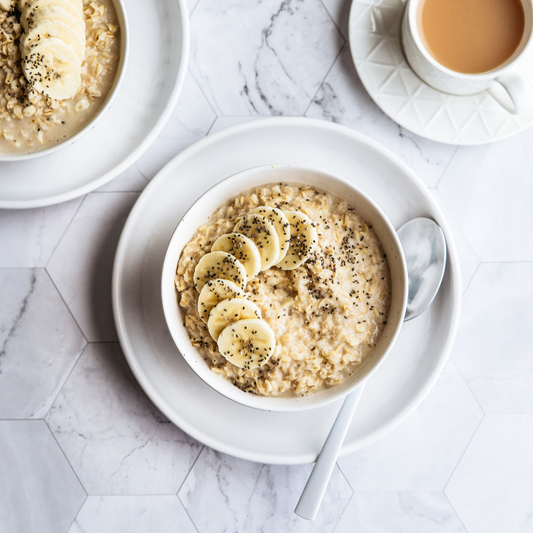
(294, 384, 366, 521)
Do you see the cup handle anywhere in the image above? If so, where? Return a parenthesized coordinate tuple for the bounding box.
(489, 71, 533, 115)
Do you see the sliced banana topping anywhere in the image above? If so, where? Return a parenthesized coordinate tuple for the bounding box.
(184, 201, 319, 371)
(277, 211, 318, 270)
(207, 298, 262, 341)
(211, 233, 261, 279)
(217, 318, 276, 370)
(22, 37, 81, 100)
(193, 251, 247, 293)
(250, 206, 290, 265)
(197, 279, 246, 324)
(234, 213, 280, 271)
(23, 5, 85, 39)
(21, 19, 86, 61)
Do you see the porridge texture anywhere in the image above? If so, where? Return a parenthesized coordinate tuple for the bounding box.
(176, 184, 391, 397)
(0, 0, 119, 154)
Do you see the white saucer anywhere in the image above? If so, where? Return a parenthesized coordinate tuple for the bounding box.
(112, 117, 461, 465)
(0, 0, 189, 209)
(349, 0, 533, 145)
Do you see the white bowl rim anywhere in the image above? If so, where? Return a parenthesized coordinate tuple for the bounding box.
(0, 0, 129, 162)
(161, 163, 408, 413)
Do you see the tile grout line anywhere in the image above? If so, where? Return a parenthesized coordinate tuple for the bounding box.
(43, 268, 89, 348)
(449, 362, 486, 420)
(174, 492, 202, 533)
(187, 66, 220, 121)
(175, 445, 205, 533)
(176, 444, 206, 497)
(442, 414, 484, 495)
(205, 115, 218, 136)
(329, 463, 356, 533)
(40, 327, 88, 421)
(318, 0, 345, 41)
(443, 490, 471, 533)
(434, 144, 459, 189)
(44, 194, 88, 270)
(44, 417, 89, 500)
(303, 41, 346, 117)
(460, 261, 481, 299)
(189, 0, 200, 18)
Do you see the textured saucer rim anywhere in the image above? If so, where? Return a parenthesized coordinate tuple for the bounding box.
(348, 0, 533, 145)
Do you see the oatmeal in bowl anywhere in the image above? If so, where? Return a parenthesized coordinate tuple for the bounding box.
(162, 165, 408, 412)
(0, 0, 127, 159)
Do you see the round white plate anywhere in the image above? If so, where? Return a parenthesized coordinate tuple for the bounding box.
(112, 117, 461, 465)
(0, 0, 189, 209)
(349, 0, 533, 145)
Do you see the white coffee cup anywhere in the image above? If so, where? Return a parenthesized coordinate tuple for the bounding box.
(402, 0, 533, 114)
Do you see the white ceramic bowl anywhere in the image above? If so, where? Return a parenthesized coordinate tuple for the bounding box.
(161, 165, 408, 412)
(0, 0, 129, 162)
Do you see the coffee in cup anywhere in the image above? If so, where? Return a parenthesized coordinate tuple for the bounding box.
(418, 0, 525, 74)
(402, 0, 533, 114)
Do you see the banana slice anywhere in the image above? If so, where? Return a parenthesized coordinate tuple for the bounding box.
(234, 213, 280, 271)
(23, 5, 85, 40)
(23, 37, 81, 100)
(207, 298, 262, 341)
(211, 233, 261, 280)
(277, 211, 318, 270)
(217, 318, 276, 369)
(193, 251, 247, 293)
(250, 206, 290, 265)
(21, 0, 84, 17)
(21, 19, 85, 61)
(0, 0, 15, 12)
(197, 279, 246, 324)
(19, 0, 83, 15)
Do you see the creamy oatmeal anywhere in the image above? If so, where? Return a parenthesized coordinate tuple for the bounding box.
(0, 0, 120, 154)
(176, 184, 391, 397)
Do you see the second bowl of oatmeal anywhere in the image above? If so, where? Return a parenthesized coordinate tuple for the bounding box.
(162, 165, 408, 412)
(0, 0, 128, 160)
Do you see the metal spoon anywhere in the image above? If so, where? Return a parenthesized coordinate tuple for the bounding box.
(295, 217, 447, 521)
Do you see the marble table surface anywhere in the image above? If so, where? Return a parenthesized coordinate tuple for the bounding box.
(2, 0, 533, 532)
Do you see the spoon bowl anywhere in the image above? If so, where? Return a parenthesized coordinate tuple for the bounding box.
(398, 218, 447, 321)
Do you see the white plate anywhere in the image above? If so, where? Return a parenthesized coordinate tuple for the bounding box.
(0, 0, 189, 209)
(112, 117, 461, 465)
(349, 0, 533, 145)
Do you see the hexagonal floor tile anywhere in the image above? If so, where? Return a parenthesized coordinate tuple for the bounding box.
(335, 492, 466, 533)
(47, 343, 202, 495)
(178, 447, 352, 533)
(47, 192, 139, 342)
(190, 0, 344, 116)
(68, 496, 196, 533)
(0, 269, 86, 418)
(452, 263, 533, 413)
(445, 415, 533, 533)
(430, 189, 480, 293)
(0, 197, 83, 268)
(305, 45, 458, 188)
(137, 71, 217, 181)
(0, 420, 86, 533)
(438, 128, 533, 262)
(338, 361, 483, 491)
